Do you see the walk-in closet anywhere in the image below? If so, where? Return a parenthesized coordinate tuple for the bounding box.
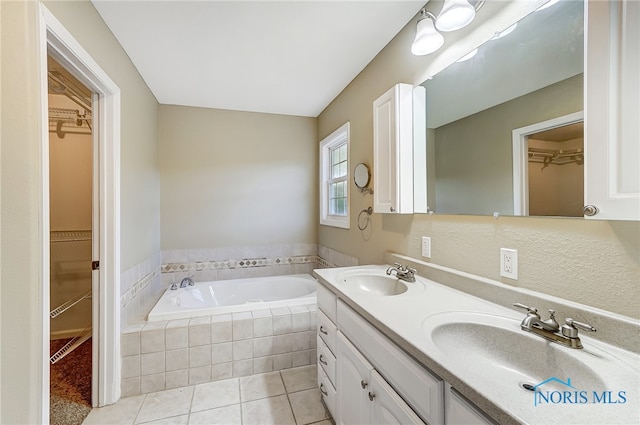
(48, 55, 94, 425)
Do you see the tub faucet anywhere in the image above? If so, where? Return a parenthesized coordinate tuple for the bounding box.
(513, 302, 596, 349)
(386, 263, 416, 283)
(180, 276, 195, 288)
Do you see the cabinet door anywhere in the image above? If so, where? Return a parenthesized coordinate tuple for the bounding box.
(585, 0, 640, 220)
(369, 370, 426, 425)
(373, 84, 414, 214)
(336, 331, 373, 425)
(445, 384, 495, 425)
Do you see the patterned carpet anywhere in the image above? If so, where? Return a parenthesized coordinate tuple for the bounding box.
(50, 337, 92, 425)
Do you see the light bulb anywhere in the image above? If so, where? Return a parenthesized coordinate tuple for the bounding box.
(436, 0, 476, 32)
(411, 16, 444, 55)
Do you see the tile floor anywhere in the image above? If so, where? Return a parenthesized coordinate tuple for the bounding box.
(83, 365, 332, 425)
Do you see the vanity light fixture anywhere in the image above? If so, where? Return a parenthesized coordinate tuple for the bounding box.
(411, 9, 445, 56)
(411, 1, 485, 56)
(436, 0, 477, 32)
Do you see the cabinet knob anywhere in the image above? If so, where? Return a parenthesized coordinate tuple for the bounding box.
(319, 326, 328, 335)
(361, 380, 368, 389)
(390, 207, 396, 212)
(583, 205, 599, 216)
(368, 391, 375, 401)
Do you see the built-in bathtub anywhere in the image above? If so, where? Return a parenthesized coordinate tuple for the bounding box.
(147, 274, 317, 322)
(121, 273, 319, 396)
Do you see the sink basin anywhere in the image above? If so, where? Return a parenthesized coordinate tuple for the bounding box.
(423, 312, 610, 391)
(339, 273, 408, 296)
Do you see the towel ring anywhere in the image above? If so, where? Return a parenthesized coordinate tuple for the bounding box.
(358, 207, 373, 231)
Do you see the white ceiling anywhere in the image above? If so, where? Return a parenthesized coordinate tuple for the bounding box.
(91, 1, 424, 117)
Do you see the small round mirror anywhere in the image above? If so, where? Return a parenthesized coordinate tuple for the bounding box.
(354, 163, 371, 189)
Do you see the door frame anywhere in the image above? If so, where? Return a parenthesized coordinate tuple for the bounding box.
(38, 4, 121, 420)
(512, 111, 584, 215)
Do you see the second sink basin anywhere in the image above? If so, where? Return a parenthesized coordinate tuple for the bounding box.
(338, 272, 408, 296)
(423, 312, 614, 392)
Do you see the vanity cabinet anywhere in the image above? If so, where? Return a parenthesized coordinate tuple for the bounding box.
(337, 332, 425, 425)
(445, 383, 496, 425)
(316, 283, 338, 418)
(584, 0, 640, 220)
(373, 83, 414, 214)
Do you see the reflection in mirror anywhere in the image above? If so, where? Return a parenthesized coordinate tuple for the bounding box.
(527, 122, 584, 217)
(420, 0, 584, 216)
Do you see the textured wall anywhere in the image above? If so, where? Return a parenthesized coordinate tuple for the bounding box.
(317, 3, 640, 319)
(159, 105, 317, 250)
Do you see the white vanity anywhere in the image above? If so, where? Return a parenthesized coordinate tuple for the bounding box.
(313, 258, 640, 425)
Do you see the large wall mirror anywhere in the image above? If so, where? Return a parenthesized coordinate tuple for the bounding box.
(420, 0, 584, 217)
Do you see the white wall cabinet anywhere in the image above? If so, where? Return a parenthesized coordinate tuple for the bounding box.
(373, 83, 415, 214)
(584, 0, 640, 220)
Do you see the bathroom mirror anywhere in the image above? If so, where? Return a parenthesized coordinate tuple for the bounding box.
(419, 0, 584, 216)
(354, 163, 373, 194)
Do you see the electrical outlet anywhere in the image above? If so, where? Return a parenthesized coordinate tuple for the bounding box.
(500, 248, 518, 279)
(422, 236, 431, 258)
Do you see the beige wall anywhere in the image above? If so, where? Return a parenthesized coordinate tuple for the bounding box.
(159, 105, 317, 250)
(43, 1, 161, 273)
(317, 6, 640, 319)
(1, 0, 159, 422)
(434, 74, 583, 215)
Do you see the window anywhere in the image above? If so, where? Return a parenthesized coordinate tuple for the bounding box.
(320, 122, 350, 228)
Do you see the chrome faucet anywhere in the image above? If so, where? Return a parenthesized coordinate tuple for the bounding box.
(514, 302, 596, 349)
(180, 276, 195, 288)
(386, 263, 416, 283)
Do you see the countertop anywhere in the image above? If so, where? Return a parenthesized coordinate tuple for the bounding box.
(313, 263, 640, 425)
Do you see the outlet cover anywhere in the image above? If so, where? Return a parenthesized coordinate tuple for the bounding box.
(422, 236, 431, 258)
(500, 248, 518, 279)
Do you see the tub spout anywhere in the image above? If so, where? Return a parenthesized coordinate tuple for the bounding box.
(180, 277, 195, 288)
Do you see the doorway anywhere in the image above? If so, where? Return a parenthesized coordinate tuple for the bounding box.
(512, 111, 584, 216)
(47, 55, 95, 424)
(40, 4, 122, 423)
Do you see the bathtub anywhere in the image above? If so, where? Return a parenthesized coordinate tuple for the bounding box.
(147, 274, 317, 322)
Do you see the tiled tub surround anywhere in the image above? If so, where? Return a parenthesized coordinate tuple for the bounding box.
(121, 252, 164, 327)
(121, 304, 318, 397)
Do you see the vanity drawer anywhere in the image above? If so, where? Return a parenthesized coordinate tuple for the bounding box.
(317, 310, 337, 354)
(318, 364, 336, 417)
(317, 336, 336, 386)
(316, 283, 337, 322)
(337, 300, 444, 425)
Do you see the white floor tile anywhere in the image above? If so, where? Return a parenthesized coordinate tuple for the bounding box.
(288, 388, 330, 425)
(190, 378, 240, 413)
(242, 395, 296, 425)
(82, 394, 145, 425)
(187, 404, 241, 425)
(135, 387, 194, 424)
(281, 364, 317, 393)
(137, 414, 188, 425)
(240, 371, 286, 402)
